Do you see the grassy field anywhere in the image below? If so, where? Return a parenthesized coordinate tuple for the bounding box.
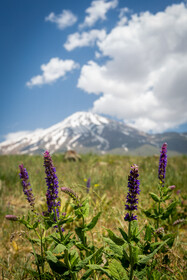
(0, 153, 186, 279)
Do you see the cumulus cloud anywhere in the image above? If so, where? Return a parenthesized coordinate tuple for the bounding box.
(79, 0, 118, 28)
(64, 29, 106, 51)
(27, 57, 79, 87)
(77, 3, 187, 133)
(45, 10, 77, 29)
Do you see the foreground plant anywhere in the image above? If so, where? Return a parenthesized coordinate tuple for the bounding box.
(88, 164, 171, 280)
(124, 164, 140, 279)
(144, 143, 177, 228)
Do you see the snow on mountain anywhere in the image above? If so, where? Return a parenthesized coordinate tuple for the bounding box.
(0, 112, 186, 155)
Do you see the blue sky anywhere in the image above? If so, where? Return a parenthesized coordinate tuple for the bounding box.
(1, 0, 187, 142)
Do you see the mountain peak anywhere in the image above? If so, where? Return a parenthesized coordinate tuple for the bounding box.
(0, 111, 186, 155)
(63, 111, 109, 127)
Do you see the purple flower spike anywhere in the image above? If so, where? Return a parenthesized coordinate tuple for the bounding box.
(5, 215, 18, 221)
(43, 151, 60, 219)
(19, 164, 35, 209)
(86, 178, 91, 193)
(168, 185, 176, 190)
(158, 143, 167, 187)
(61, 187, 82, 206)
(124, 164, 140, 222)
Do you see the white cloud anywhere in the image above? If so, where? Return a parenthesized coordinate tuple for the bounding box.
(45, 10, 77, 29)
(4, 131, 33, 142)
(117, 7, 130, 26)
(27, 57, 79, 87)
(64, 29, 106, 51)
(79, 0, 118, 28)
(77, 3, 187, 133)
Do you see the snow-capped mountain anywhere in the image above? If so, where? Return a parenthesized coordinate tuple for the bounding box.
(0, 112, 186, 155)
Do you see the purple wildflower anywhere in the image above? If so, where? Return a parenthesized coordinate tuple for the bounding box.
(5, 215, 18, 221)
(173, 219, 185, 226)
(168, 185, 176, 190)
(158, 143, 167, 186)
(86, 178, 91, 193)
(155, 227, 165, 235)
(124, 164, 140, 222)
(61, 187, 82, 206)
(19, 164, 35, 209)
(43, 151, 60, 219)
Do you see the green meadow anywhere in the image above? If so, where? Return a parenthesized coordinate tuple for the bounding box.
(0, 154, 186, 279)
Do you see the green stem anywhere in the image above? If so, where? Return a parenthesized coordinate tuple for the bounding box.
(157, 185, 162, 228)
(31, 239, 42, 280)
(128, 220, 134, 280)
(54, 207, 64, 241)
(40, 230, 45, 275)
(64, 249, 77, 280)
(81, 214, 87, 247)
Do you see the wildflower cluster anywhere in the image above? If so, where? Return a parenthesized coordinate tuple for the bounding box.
(19, 164, 35, 209)
(124, 164, 140, 221)
(4, 143, 182, 280)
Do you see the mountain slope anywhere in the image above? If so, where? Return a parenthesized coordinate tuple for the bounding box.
(0, 112, 186, 155)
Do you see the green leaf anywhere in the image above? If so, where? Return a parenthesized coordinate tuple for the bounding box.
(163, 188, 172, 196)
(119, 228, 129, 242)
(52, 244, 66, 254)
(27, 237, 40, 244)
(33, 221, 39, 229)
(69, 250, 80, 268)
(46, 251, 58, 263)
(75, 227, 86, 245)
(145, 225, 153, 242)
(106, 229, 125, 245)
(143, 209, 157, 219)
(75, 242, 89, 251)
(103, 237, 123, 259)
(161, 201, 177, 219)
(80, 198, 90, 217)
(108, 259, 128, 280)
(166, 200, 177, 212)
(132, 245, 139, 265)
(161, 234, 175, 248)
(46, 251, 67, 274)
(131, 220, 140, 242)
(74, 247, 103, 272)
(87, 264, 113, 279)
(58, 217, 74, 225)
(81, 268, 94, 280)
(122, 248, 130, 263)
(162, 194, 171, 202)
(83, 212, 101, 231)
(149, 192, 160, 202)
(138, 238, 170, 264)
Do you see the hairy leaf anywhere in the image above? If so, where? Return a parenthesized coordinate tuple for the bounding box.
(106, 229, 125, 245)
(149, 192, 160, 202)
(108, 259, 128, 280)
(83, 212, 101, 231)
